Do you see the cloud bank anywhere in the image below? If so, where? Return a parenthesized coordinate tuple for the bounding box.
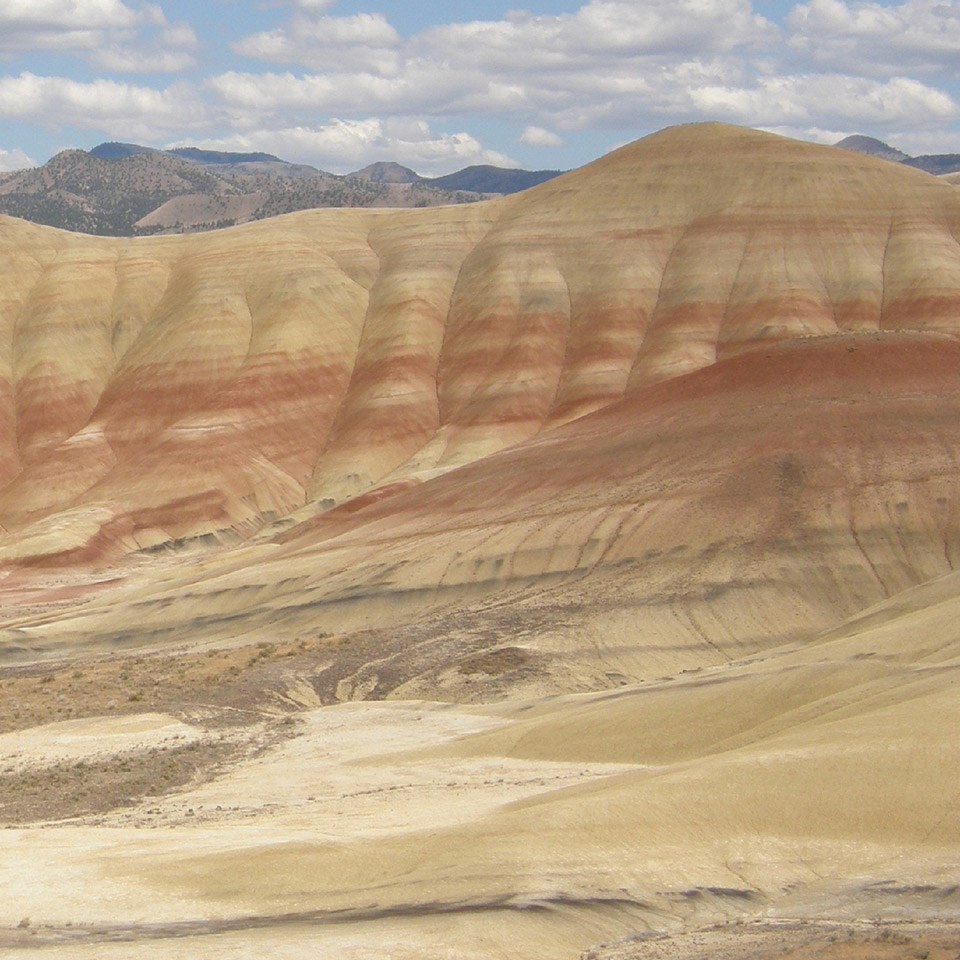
(2, 0, 960, 172)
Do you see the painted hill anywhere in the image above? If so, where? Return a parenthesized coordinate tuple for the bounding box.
(1, 123, 960, 958)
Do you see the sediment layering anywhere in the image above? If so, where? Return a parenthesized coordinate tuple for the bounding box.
(1, 124, 960, 959)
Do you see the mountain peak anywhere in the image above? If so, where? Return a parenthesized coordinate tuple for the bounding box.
(168, 146, 284, 165)
(350, 161, 421, 184)
(427, 164, 562, 194)
(834, 134, 910, 163)
(89, 142, 161, 161)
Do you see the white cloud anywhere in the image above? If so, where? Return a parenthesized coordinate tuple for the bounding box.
(215, 1, 781, 133)
(233, 13, 400, 73)
(519, 125, 565, 147)
(4, 0, 960, 170)
(419, 0, 777, 66)
(207, 70, 389, 113)
(91, 47, 197, 73)
(0, 147, 35, 172)
(0, 1, 194, 72)
(0, 0, 142, 53)
(221, 0, 777, 116)
(875, 129, 960, 155)
(760, 123, 960, 157)
(181, 1, 957, 157)
(166, 118, 517, 175)
(91, 21, 200, 73)
(0, 0, 139, 29)
(688, 74, 958, 128)
(235, 0, 779, 89)
(0, 73, 204, 139)
(788, 0, 960, 76)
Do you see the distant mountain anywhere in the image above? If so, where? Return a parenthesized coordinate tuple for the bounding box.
(92, 142, 324, 180)
(427, 164, 562, 194)
(835, 134, 960, 176)
(0, 144, 490, 236)
(351, 161, 421, 184)
(349, 161, 564, 194)
(0, 148, 230, 235)
(168, 146, 284, 165)
(834, 135, 910, 163)
(0, 141, 569, 235)
(902, 154, 960, 176)
(89, 142, 159, 161)
(92, 142, 288, 166)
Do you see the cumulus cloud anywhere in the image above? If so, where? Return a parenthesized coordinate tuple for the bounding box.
(0, 0, 148, 52)
(222, 0, 778, 121)
(233, 12, 400, 73)
(0, 73, 204, 139)
(788, 0, 960, 75)
(199, 0, 960, 156)
(92, 21, 200, 73)
(873, 129, 960, 155)
(419, 0, 777, 67)
(91, 47, 196, 73)
(5, 1, 960, 171)
(212, 0, 776, 130)
(519, 126, 565, 147)
(174, 0, 949, 166)
(0, 147, 35, 172)
(207, 70, 400, 115)
(166, 118, 517, 175)
(234, 0, 777, 73)
(0, 0, 141, 30)
(689, 74, 957, 128)
(0, 0, 195, 73)
(759, 122, 960, 157)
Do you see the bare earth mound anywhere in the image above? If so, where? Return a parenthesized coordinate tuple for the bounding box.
(1, 123, 960, 958)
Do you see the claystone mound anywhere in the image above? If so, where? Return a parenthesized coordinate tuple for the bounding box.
(0, 123, 956, 571)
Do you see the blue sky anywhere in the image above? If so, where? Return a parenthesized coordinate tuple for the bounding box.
(2, 0, 960, 175)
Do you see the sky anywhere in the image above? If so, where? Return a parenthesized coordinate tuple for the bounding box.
(2, 0, 960, 175)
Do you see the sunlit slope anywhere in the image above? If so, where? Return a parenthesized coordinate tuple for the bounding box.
(4, 572, 960, 957)
(4, 332, 958, 698)
(21, 582, 953, 959)
(0, 123, 959, 571)
(5, 123, 960, 958)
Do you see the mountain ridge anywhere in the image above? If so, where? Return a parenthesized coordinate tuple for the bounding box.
(0, 141, 564, 236)
(835, 131, 960, 174)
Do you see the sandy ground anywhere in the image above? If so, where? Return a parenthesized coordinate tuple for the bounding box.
(586, 920, 960, 960)
(1, 667, 959, 958)
(2, 568, 960, 958)
(0, 699, 644, 958)
(0, 713, 207, 769)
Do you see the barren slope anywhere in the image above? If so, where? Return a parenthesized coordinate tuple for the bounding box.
(0, 123, 958, 576)
(1, 123, 960, 959)
(4, 581, 960, 958)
